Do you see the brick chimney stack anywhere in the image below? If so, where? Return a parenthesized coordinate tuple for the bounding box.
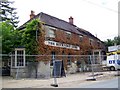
(30, 10, 35, 19)
(69, 16, 73, 24)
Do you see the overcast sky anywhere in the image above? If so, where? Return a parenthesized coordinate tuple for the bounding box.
(12, 0, 119, 41)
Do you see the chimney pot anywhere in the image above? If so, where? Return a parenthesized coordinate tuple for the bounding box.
(69, 16, 73, 24)
(30, 10, 35, 19)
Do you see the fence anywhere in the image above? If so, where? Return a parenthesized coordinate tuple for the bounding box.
(2, 54, 119, 79)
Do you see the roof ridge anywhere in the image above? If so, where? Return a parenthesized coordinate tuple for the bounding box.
(41, 12, 77, 27)
(18, 12, 102, 42)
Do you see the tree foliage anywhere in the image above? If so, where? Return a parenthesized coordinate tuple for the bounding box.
(113, 36, 120, 45)
(104, 36, 120, 47)
(1, 0, 20, 54)
(0, 0, 19, 27)
(1, 21, 22, 54)
(21, 19, 43, 55)
(2, 19, 43, 55)
(104, 39, 114, 47)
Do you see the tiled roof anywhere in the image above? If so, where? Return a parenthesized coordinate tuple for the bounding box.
(39, 12, 82, 35)
(19, 12, 83, 35)
(19, 12, 101, 41)
(77, 28, 101, 41)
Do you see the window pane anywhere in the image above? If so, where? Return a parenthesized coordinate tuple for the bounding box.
(51, 52, 55, 66)
(66, 31, 71, 39)
(45, 26, 55, 38)
(79, 36, 83, 42)
(17, 50, 24, 66)
(49, 29, 55, 38)
(67, 54, 71, 65)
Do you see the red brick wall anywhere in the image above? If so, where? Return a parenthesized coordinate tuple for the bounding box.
(37, 25, 105, 68)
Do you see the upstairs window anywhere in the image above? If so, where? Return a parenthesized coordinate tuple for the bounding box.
(45, 26, 56, 38)
(89, 38, 94, 45)
(79, 35, 83, 42)
(97, 41, 100, 47)
(66, 31, 71, 39)
(48, 29, 55, 38)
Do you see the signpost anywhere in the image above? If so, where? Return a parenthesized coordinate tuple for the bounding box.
(51, 59, 66, 87)
(51, 60, 59, 87)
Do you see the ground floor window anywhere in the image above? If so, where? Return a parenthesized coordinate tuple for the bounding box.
(67, 54, 71, 65)
(11, 48, 25, 68)
(50, 51, 55, 66)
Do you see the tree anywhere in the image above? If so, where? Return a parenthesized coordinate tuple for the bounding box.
(2, 19, 43, 55)
(104, 36, 120, 47)
(0, 0, 19, 27)
(0, 21, 1, 67)
(113, 36, 120, 45)
(1, 0, 20, 54)
(1, 21, 22, 54)
(2, 21, 14, 54)
(104, 39, 114, 47)
(21, 19, 43, 55)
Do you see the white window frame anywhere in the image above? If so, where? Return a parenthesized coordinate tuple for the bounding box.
(66, 31, 71, 39)
(97, 41, 101, 47)
(45, 26, 56, 38)
(89, 38, 94, 45)
(79, 35, 83, 42)
(11, 48, 25, 68)
(48, 29, 55, 38)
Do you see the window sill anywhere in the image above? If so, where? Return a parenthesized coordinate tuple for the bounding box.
(11, 66, 26, 68)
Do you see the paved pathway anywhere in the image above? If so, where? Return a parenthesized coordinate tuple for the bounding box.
(1, 71, 119, 88)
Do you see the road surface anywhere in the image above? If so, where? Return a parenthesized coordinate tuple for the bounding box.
(75, 77, 119, 88)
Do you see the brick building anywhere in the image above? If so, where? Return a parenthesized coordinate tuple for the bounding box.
(12, 11, 106, 77)
(19, 11, 106, 65)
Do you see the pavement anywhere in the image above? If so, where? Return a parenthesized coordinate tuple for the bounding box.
(1, 71, 119, 88)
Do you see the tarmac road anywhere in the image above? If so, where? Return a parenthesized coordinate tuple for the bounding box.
(2, 71, 119, 89)
(75, 77, 119, 88)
